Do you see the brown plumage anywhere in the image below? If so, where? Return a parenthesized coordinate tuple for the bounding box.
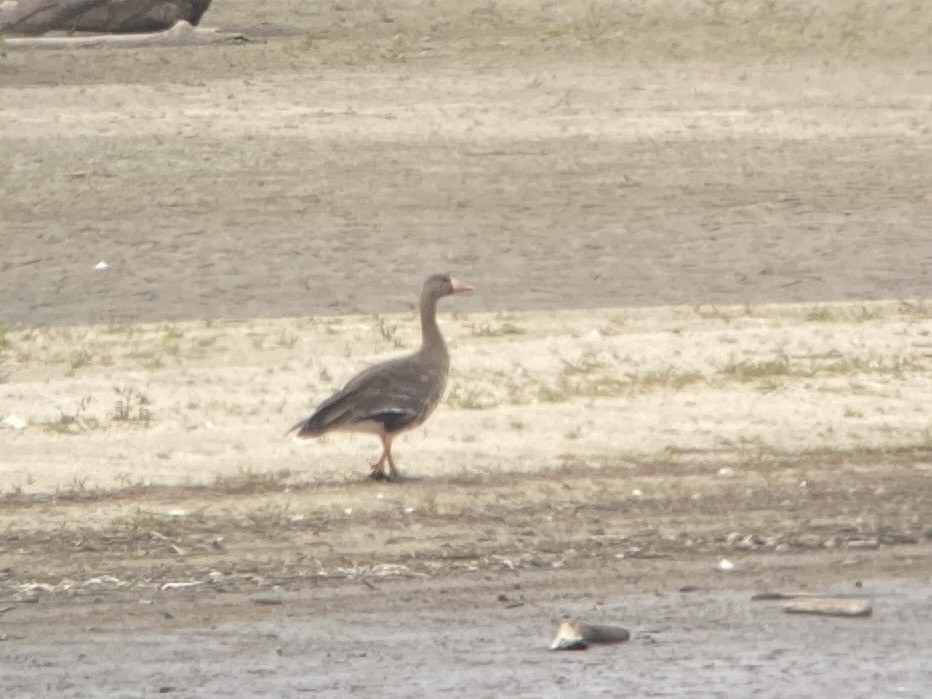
(287, 273, 473, 480)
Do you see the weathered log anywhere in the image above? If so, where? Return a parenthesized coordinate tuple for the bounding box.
(550, 617, 631, 651)
(1, 0, 211, 36)
(2, 19, 248, 49)
(783, 597, 873, 617)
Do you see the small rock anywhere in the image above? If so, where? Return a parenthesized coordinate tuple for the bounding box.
(717, 558, 735, 572)
(717, 467, 736, 478)
(846, 539, 879, 550)
(679, 584, 701, 593)
(796, 534, 823, 549)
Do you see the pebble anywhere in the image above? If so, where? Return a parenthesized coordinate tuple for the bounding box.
(846, 539, 880, 550)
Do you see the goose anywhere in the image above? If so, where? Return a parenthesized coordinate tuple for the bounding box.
(288, 273, 473, 480)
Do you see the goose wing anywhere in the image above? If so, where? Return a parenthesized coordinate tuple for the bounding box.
(288, 353, 445, 437)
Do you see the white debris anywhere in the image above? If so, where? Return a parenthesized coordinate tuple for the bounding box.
(94, 260, 109, 270)
(718, 558, 736, 571)
(166, 509, 186, 518)
(1, 415, 27, 430)
(161, 581, 205, 591)
(404, 506, 415, 514)
(344, 508, 353, 515)
(289, 514, 305, 522)
(82, 576, 127, 589)
(631, 489, 643, 497)
(376, 493, 384, 500)
(718, 467, 736, 478)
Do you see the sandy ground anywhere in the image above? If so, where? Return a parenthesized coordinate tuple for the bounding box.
(2, 0, 932, 695)
(1, 302, 930, 695)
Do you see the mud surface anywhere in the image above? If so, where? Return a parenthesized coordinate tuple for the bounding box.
(2, 2, 931, 326)
(1, 0, 931, 695)
(3, 559, 932, 697)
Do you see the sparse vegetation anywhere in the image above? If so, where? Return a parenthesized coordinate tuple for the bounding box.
(721, 355, 791, 381)
(471, 321, 526, 338)
(807, 306, 835, 322)
(67, 349, 93, 376)
(111, 386, 152, 426)
(447, 382, 497, 410)
(40, 396, 100, 435)
(374, 315, 404, 348)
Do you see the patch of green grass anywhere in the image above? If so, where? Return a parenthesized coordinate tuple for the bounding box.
(162, 325, 184, 341)
(129, 350, 166, 370)
(564, 426, 582, 440)
(721, 355, 791, 381)
(213, 466, 295, 494)
(806, 306, 835, 322)
(447, 382, 497, 409)
(815, 354, 919, 376)
(561, 350, 605, 375)
(123, 510, 168, 530)
(629, 368, 703, 390)
(471, 321, 526, 338)
(693, 305, 732, 323)
(0, 324, 13, 351)
(40, 396, 100, 434)
(853, 305, 885, 323)
(66, 349, 93, 376)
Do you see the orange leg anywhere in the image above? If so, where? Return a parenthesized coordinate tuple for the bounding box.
(370, 434, 395, 480)
(383, 434, 399, 481)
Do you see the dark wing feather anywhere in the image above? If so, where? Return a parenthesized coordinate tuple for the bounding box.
(289, 352, 446, 437)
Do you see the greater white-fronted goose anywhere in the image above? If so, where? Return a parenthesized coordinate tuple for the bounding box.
(288, 273, 473, 480)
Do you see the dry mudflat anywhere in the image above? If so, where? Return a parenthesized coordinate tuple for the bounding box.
(1, 0, 932, 695)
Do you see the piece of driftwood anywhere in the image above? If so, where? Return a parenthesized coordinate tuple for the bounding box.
(2, 19, 248, 49)
(783, 597, 873, 617)
(0, 0, 210, 35)
(550, 617, 631, 651)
